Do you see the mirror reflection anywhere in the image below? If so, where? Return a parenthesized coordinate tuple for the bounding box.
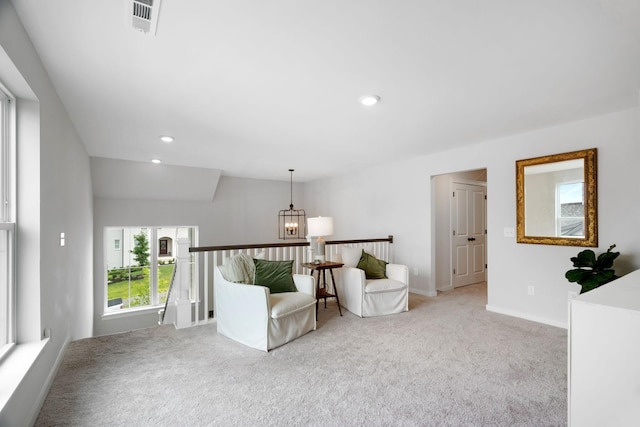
(516, 148, 597, 247)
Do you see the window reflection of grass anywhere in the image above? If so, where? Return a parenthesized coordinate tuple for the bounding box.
(107, 264, 175, 307)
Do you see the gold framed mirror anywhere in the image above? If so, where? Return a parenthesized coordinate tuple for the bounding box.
(516, 148, 597, 247)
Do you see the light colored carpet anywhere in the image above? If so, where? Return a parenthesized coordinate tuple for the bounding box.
(35, 283, 567, 426)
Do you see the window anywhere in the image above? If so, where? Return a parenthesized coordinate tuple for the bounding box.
(104, 226, 197, 312)
(0, 87, 15, 357)
(557, 181, 584, 237)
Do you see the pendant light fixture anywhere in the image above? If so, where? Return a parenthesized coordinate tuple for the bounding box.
(278, 169, 306, 239)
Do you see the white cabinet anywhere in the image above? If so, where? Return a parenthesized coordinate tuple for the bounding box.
(568, 269, 640, 426)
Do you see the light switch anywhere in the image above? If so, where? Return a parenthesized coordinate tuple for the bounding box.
(60, 232, 65, 247)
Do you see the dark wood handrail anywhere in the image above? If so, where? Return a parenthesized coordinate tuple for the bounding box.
(189, 235, 393, 253)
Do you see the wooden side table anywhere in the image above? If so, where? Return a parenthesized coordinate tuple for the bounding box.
(302, 261, 343, 318)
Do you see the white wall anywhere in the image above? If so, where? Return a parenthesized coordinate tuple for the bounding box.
(305, 107, 640, 327)
(92, 172, 306, 336)
(0, 0, 93, 424)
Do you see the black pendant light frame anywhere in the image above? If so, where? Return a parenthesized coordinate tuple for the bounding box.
(278, 169, 306, 240)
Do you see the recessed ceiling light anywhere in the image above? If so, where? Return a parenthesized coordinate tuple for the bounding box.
(151, 159, 162, 164)
(359, 95, 380, 106)
(160, 135, 174, 143)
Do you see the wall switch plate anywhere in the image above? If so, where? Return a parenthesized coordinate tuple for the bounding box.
(528, 285, 535, 296)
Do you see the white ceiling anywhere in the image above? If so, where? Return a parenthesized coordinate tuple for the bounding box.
(10, 0, 640, 182)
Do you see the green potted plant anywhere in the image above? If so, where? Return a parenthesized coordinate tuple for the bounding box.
(565, 244, 620, 294)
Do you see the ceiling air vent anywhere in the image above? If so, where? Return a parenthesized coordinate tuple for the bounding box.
(128, 0, 162, 35)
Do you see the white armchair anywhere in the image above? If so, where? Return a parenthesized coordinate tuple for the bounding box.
(214, 266, 316, 351)
(336, 247, 409, 317)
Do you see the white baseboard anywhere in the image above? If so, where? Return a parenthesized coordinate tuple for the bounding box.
(410, 287, 437, 297)
(486, 305, 568, 329)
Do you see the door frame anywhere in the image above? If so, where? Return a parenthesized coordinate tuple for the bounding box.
(430, 170, 488, 294)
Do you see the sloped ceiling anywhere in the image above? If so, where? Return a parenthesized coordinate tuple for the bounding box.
(10, 0, 640, 182)
(91, 157, 221, 201)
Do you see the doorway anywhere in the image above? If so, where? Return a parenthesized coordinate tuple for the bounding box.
(432, 169, 487, 292)
(158, 237, 172, 257)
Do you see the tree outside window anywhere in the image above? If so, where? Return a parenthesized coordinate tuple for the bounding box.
(131, 231, 150, 267)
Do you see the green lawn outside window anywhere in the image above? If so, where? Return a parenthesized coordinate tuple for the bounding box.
(107, 264, 175, 308)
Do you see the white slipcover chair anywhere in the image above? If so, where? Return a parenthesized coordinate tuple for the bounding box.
(337, 247, 409, 317)
(214, 266, 316, 351)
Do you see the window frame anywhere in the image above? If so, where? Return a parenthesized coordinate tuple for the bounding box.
(0, 85, 16, 360)
(0, 87, 12, 222)
(103, 226, 197, 315)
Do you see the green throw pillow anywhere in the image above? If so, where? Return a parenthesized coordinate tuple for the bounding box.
(253, 259, 297, 294)
(357, 252, 388, 279)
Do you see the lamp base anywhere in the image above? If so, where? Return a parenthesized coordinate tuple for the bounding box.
(314, 236, 326, 264)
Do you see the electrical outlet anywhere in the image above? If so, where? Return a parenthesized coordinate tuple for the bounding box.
(504, 227, 515, 237)
(527, 285, 535, 296)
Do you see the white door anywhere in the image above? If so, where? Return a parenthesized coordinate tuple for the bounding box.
(452, 182, 487, 288)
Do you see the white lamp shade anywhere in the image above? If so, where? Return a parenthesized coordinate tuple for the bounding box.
(307, 216, 333, 237)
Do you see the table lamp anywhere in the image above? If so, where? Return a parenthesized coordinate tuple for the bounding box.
(307, 216, 333, 263)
